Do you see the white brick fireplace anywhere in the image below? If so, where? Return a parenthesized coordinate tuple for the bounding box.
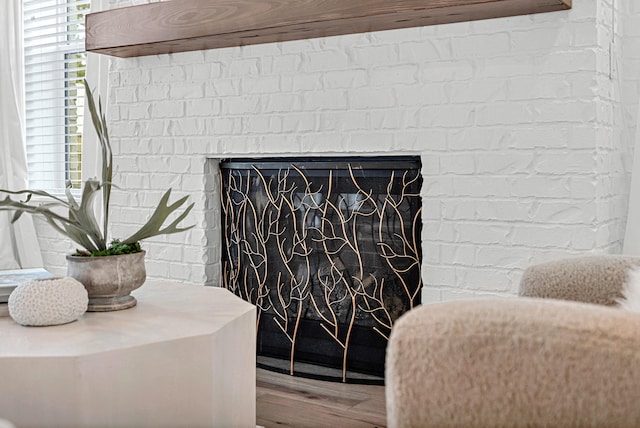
(37, 0, 640, 302)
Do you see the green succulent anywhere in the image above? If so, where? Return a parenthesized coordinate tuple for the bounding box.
(0, 80, 194, 256)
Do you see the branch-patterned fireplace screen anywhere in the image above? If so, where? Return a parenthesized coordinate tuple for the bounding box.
(220, 157, 422, 383)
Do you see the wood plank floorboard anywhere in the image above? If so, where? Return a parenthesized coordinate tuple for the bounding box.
(256, 368, 387, 428)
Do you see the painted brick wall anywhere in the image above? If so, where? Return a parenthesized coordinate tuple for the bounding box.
(36, 0, 640, 303)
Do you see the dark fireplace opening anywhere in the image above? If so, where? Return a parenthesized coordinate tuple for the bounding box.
(220, 156, 422, 383)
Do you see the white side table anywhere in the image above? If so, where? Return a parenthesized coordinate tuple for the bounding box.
(0, 281, 256, 428)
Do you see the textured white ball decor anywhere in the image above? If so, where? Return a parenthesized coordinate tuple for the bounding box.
(8, 277, 88, 326)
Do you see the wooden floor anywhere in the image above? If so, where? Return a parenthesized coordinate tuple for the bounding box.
(256, 368, 387, 428)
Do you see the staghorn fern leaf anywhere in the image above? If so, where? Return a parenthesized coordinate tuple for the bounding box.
(0, 80, 193, 256)
(47, 217, 100, 254)
(64, 180, 105, 251)
(0, 188, 68, 205)
(122, 188, 195, 245)
(0, 195, 69, 224)
(0, 190, 102, 253)
(11, 210, 25, 223)
(84, 79, 112, 244)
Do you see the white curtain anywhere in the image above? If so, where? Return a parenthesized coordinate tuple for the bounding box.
(0, 1, 43, 269)
(623, 104, 640, 255)
(83, 0, 110, 180)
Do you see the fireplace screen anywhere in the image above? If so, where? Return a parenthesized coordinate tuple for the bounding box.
(220, 157, 422, 383)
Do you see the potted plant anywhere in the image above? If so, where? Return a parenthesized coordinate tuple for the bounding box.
(0, 80, 194, 311)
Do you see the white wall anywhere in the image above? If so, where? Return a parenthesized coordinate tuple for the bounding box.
(36, 0, 640, 302)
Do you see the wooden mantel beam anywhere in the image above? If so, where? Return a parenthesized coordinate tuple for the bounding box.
(86, 0, 571, 58)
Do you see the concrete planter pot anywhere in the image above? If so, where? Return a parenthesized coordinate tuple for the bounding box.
(66, 251, 146, 312)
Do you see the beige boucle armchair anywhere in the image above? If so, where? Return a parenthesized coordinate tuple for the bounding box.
(385, 255, 640, 428)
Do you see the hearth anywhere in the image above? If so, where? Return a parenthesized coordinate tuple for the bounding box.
(220, 156, 422, 383)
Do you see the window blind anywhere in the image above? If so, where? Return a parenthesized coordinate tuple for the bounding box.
(24, 0, 90, 192)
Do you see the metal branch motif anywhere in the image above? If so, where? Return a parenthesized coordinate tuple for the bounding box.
(221, 159, 422, 382)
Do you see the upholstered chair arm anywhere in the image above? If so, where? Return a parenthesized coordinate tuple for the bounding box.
(385, 298, 640, 428)
(519, 255, 640, 306)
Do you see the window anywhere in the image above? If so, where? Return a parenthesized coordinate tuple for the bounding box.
(23, 0, 90, 192)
